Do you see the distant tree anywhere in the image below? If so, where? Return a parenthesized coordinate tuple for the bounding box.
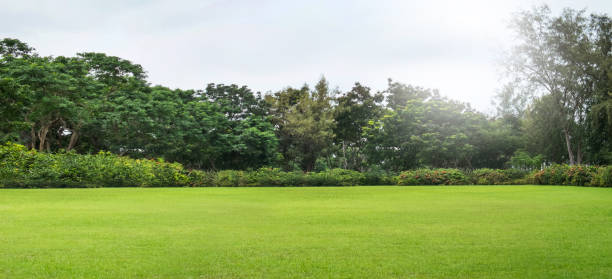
(333, 83, 384, 170)
(507, 6, 611, 164)
(266, 77, 335, 171)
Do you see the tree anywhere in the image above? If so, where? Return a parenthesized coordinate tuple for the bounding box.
(75, 52, 151, 154)
(333, 83, 384, 170)
(0, 52, 100, 151)
(584, 14, 612, 163)
(266, 78, 335, 171)
(507, 6, 611, 164)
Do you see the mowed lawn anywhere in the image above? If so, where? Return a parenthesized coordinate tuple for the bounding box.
(1, 186, 611, 278)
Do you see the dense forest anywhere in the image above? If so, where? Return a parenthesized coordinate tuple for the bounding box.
(1, 7, 610, 173)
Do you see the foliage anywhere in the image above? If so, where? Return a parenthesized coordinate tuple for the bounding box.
(0, 143, 190, 187)
(214, 170, 249, 187)
(333, 83, 384, 171)
(265, 78, 335, 171)
(307, 169, 365, 186)
(466, 168, 528, 185)
(530, 164, 599, 186)
(4, 142, 612, 188)
(591, 166, 612, 187)
(396, 169, 468, 185)
(361, 167, 396, 185)
(506, 6, 611, 165)
(508, 150, 544, 170)
(2, 10, 611, 174)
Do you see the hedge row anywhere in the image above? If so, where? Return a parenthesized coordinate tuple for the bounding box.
(0, 143, 390, 187)
(0, 143, 190, 187)
(396, 168, 530, 185)
(1, 143, 611, 187)
(395, 166, 612, 187)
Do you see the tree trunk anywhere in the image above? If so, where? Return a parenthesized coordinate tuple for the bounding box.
(352, 147, 358, 171)
(30, 126, 36, 150)
(25, 114, 36, 149)
(37, 124, 51, 152)
(67, 129, 78, 151)
(563, 127, 575, 165)
(576, 143, 583, 165)
(342, 141, 348, 169)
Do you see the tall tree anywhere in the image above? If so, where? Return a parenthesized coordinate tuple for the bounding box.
(266, 78, 335, 171)
(334, 83, 384, 170)
(507, 6, 610, 164)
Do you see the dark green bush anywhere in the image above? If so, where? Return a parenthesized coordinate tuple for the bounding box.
(591, 166, 612, 187)
(501, 169, 530, 180)
(246, 168, 302, 186)
(214, 170, 249, 187)
(306, 168, 365, 186)
(361, 166, 396, 185)
(396, 169, 468, 185)
(187, 170, 216, 187)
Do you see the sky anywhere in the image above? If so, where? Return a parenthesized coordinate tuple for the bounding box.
(1, 0, 610, 113)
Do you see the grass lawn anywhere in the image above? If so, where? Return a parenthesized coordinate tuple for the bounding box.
(1, 186, 611, 278)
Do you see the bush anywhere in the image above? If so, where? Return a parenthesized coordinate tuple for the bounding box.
(215, 170, 249, 187)
(566, 165, 597, 186)
(306, 168, 365, 186)
(396, 169, 468, 185)
(530, 164, 598, 186)
(3, 143, 611, 188)
(589, 166, 612, 187)
(0, 143, 192, 188)
(362, 170, 395, 185)
(247, 167, 299, 186)
(469, 169, 510, 185)
(531, 164, 570, 185)
(501, 169, 530, 180)
(187, 170, 216, 187)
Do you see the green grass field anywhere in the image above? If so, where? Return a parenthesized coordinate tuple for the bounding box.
(1, 186, 611, 278)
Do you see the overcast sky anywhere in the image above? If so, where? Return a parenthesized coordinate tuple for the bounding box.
(1, 0, 610, 112)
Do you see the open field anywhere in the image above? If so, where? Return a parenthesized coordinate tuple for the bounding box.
(1, 186, 611, 278)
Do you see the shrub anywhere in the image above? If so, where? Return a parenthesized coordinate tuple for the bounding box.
(187, 170, 216, 187)
(590, 166, 612, 187)
(566, 165, 597, 186)
(215, 170, 249, 187)
(247, 167, 294, 186)
(396, 169, 468, 185)
(149, 160, 189, 187)
(501, 169, 530, 180)
(469, 169, 510, 185)
(531, 164, 570, 185)
(306, 169, 365, 186)
(362, 169, 395, 185)
(0, 143, 192, 188)
(508, 150, 544, 170)
(3, 142, 612, 188)
(530, 164, 597, 186)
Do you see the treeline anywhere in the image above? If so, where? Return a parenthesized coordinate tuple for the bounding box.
(0, 40, 518, 171)
(0, 6, 610, 172)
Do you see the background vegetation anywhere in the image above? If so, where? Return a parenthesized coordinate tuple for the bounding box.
(0, 6, 610, 185)
(2, 142, 611, 187)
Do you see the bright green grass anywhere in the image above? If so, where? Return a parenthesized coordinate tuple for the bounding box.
(1, 186, 611, 278)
